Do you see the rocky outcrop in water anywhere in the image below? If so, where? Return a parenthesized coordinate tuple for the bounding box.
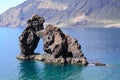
(17, 15, 88, 65)
(17, 14, 45, 59)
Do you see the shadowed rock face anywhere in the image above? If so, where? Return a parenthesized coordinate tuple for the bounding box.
(18, 14, 45, 57)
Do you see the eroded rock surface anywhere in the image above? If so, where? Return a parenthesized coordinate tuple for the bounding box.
(37, 25, 88, 65)
(17, 14, 45, 59)
(17, 15, 88, 65)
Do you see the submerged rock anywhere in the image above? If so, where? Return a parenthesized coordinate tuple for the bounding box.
(17, 14, 45, 59)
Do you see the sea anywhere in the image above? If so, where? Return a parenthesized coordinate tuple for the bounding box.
(0, 27, 120, 80)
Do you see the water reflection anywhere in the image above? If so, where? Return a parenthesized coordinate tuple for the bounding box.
(18, 60, 86, 80)
(18, 60, 44, 80)
(42, 64, 86, 80)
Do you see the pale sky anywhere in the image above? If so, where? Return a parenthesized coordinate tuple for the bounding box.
(0, 0, 26, 14)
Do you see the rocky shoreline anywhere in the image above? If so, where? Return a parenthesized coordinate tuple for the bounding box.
(17, 53, 88, 65)
(17, 14, 88, 65)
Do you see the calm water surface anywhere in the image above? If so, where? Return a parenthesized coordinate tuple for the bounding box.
(0, 28, 120, 80)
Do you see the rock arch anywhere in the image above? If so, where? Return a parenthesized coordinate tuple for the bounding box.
(17, 14, 88, 65)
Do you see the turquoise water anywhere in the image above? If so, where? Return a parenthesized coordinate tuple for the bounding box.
(0, 28, 120, 80)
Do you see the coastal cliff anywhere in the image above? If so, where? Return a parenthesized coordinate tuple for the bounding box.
(0, 0, 120, 28)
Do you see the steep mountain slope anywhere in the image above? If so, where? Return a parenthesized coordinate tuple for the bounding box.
(0, 0, 120, 28)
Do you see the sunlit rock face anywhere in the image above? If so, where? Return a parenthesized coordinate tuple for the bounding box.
(37, 0, 68, 11)
(1, 0, 120, 28)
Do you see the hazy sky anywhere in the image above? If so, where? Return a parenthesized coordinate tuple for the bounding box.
(0, 0, 26, 14)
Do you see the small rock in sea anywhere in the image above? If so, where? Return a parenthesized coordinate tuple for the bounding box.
(93, 62, 106, 66)
(37, 24, 88, 65)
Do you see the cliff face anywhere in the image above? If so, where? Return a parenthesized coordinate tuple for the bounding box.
(0, 0, 120, 28)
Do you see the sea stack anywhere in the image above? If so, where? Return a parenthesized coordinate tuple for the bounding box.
(17, 14, 88, 65)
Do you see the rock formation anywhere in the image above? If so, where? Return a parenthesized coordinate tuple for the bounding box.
(17, 14, 45, 59)
(17, 15, 88, 65)
(36, 25, 88, 65)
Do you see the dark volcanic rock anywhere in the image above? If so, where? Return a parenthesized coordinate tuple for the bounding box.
(42, 25, 68, 58)
(17, 15, 88, 65)
(17, 14, 45, 59)
(92, 62, 106, 66)
(38, 24, 88, 65)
